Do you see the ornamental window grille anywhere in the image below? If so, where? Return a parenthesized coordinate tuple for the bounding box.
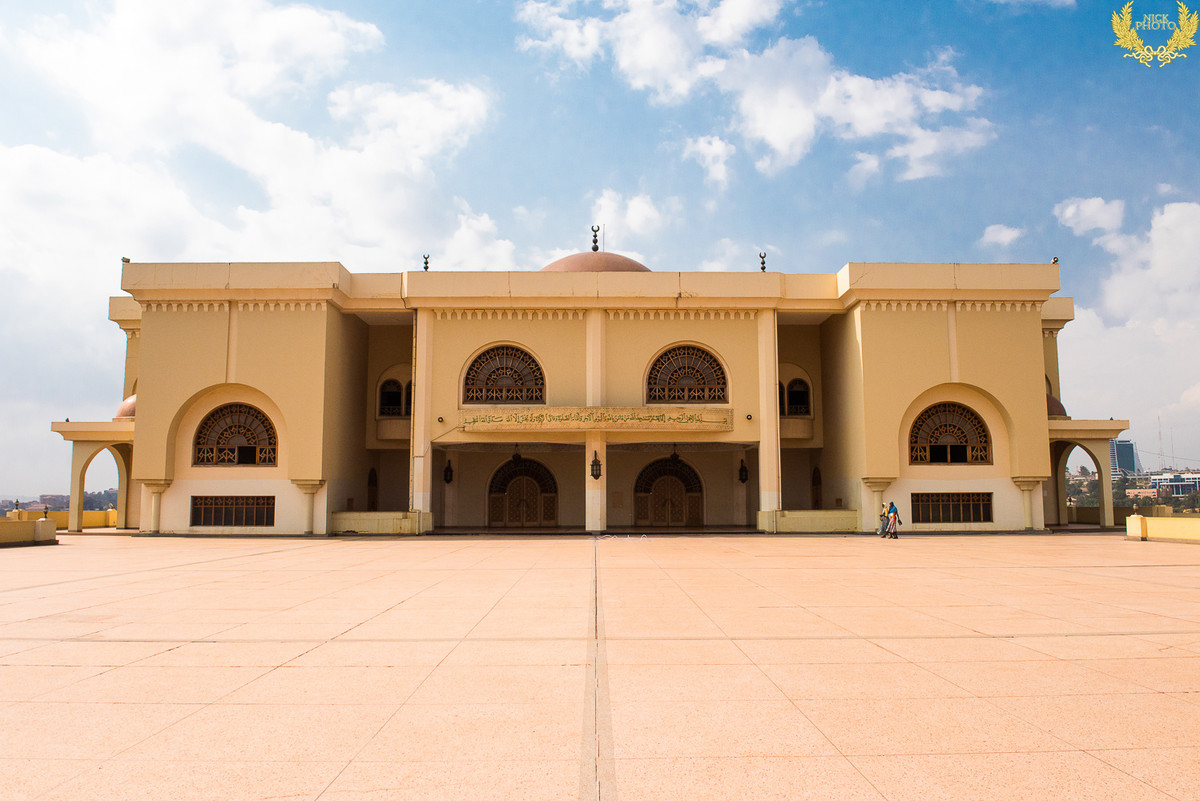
(785, 379, 811, 416)
(463, 346, 545, 404)
(193, 403, 278, 466)
(646, 345, 727, 404)
(379, 380, 407, 417)
(909, 402, 991, 464)
(190, 495, 275, 526)
(911, 492, 993, 524)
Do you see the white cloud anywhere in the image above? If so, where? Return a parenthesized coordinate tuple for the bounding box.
(516, 0, 605, 65)
(979, 223, 1024, 247)
(518, 3, 992, 179)
(847, 152, 881, 188)
(718, 37, 831, 172)
(591, 189, 674, 244)
(697, 237, 751, 271)
(3, 1, 509, 275)
(0, 1, 516, 494)
(437, 203, 517, 270)
(683, 135, 736, 188)
(1057, 201, 1200, 472)
(697, 0, 785, 46)
(328, 80, 490, 174)
(1053, 196, 1125, 236)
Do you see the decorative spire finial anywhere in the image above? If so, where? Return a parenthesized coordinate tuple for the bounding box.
(759, 252, 767, 272)
(423, 254, 430, 271)
(591, 225, 600, 252)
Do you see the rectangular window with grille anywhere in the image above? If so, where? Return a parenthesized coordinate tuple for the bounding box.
(910, 492, 993, 524)
(190, 496, 275, 527)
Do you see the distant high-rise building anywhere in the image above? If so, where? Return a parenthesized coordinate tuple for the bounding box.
(1110, 439, 1143, 477)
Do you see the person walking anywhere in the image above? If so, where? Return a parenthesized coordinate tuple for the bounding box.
(885, 501, 901, 539)
(877, 503, 889, 537)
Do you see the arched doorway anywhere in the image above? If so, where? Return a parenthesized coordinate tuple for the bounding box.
(487, 457, 558, 528)
(634, 456, 704, 527)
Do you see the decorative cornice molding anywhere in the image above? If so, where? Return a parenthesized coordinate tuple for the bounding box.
(605, 309, 756, 320)
(141, 302, 228, 313)
(237, 301, 325, 312)
(433, 308, 586, 321)
(862, 300, 947, 312)
(955, 300, 1042, 312)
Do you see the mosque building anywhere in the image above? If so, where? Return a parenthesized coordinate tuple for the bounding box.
(51, 245, 1127, 535)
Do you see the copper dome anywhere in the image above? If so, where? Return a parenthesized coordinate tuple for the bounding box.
(1046, 393, 1067, 418)
(115, 394, 137, 418)
(540, 252, 650, 273)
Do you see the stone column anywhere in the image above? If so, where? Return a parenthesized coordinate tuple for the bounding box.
(67, 444, 88, 533)
(756, 309, 781, 518)
(585, 308, 607, 534)
(410, 308, 435, 516)
(585, 435, 607, 534)
(585, 308, 605, 406)
(143, 481, 171, 535)
(292, 480, 325, 535)
(1096, 453, 1116, 528)
(1012, 477, 1045, 531)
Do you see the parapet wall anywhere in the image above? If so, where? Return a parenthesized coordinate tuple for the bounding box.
(1126, 515, 1200, 544)
(0, 519, 58, 546)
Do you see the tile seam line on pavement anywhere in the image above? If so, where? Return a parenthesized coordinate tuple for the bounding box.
(19, 628, 1200, 645)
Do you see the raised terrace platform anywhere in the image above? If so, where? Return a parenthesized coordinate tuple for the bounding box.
(1, 533, 1197, 800)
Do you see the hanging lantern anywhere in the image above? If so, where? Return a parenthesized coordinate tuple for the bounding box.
(443, 460, 454, 484)
(590, 451, 602, 480)
(738, 459, 749, 484)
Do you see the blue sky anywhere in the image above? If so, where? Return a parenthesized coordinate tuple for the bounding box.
(1, 0, 1198, 496)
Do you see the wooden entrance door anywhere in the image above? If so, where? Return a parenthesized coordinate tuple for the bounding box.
(634, 457, 704, 527)
(488, 457, 558, 528)
(505, 475, 541, 527)
(650, 475, 686, 526)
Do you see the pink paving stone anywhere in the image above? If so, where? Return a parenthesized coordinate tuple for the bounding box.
(0, 533, 1196, 800)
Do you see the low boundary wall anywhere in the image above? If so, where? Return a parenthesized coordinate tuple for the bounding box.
(0, 519, 58, 547)
(330, 511, 434, 535)
(758, 509, 860, 533)
(1126, 515, 1200, 544)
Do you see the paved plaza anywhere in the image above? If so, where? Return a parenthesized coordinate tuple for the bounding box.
(0, 533, 1198, 800)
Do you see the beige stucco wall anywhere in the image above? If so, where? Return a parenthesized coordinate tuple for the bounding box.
(321, 308, 369, 521)
(134, 301, 332, 533)
(80, 259, 1096, 535)
(818, 308, 866, 512)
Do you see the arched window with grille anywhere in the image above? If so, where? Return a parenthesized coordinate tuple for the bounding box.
(193, 403, 278, 466)
(646, 345, 727, 404)
(785, 379, 811, 416)
(463, 345, 545, 404)
(909, 402, 991, 464)
(379, 379, 406, 417)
